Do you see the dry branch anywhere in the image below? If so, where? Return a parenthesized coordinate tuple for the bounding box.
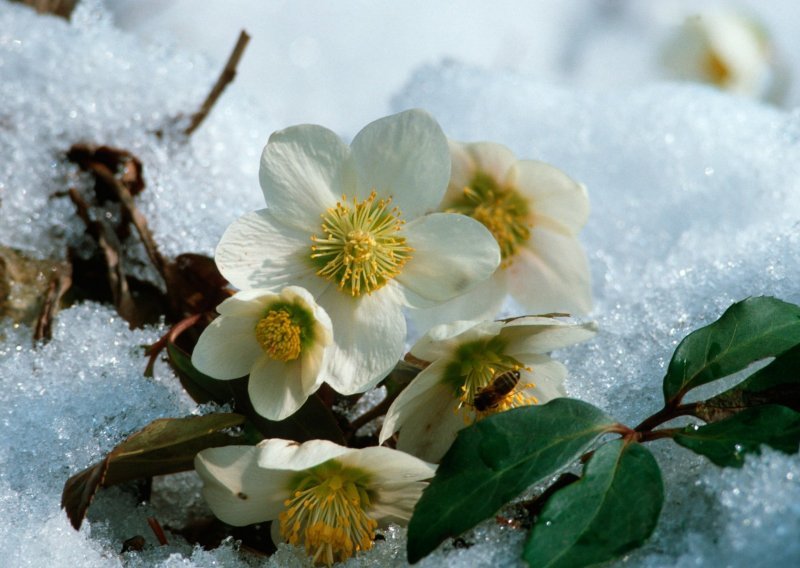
(184, 30, 251, 136)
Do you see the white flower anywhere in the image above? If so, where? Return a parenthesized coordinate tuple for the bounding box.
(215, 110, 500, 394)
(195, 438, 436, 566)
(191, 286, 333, 420)
(661, 10, 784, 101)
(380, 316, 596, 463)
(410, 140, 591, 331)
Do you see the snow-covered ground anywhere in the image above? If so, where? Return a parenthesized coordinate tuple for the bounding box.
(1, 0, 799, 566)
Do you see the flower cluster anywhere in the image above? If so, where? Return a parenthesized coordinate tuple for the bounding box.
(190, 109, 595, 564)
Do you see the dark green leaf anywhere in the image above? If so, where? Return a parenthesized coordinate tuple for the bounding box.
(674, 404, 800, 467)
(662, 297, 800, 404)
(523, 440, 663, 568)
(696, 344, 800, 422)
(407, 399, 616, 563)
(62, 413, 246, 530)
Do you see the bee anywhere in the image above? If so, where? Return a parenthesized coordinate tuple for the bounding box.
(473, 369, 522, 412)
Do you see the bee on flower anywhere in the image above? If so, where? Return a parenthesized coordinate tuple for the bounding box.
(409, 139, 592, 332)
(195, 438, 436, 566)
(380, 316, 596, 463)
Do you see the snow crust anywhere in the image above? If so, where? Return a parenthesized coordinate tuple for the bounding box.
(1, 0, 799, 566)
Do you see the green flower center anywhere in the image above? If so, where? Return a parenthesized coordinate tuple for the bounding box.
(442, 336, 536, 419)
(447, 171, 531, 264)
(310, 191, 413, 297)
(254, 302, 315, 362)
(280, 461, 377, 566)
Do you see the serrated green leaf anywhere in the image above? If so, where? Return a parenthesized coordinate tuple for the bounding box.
(696, 344, 800, 422)
(61, 413, 245, 530)
(674, 404, 800, 467)
(523, 440, 663, 568)
(663, 297, 800, 404)
(406, 399, 616, 564)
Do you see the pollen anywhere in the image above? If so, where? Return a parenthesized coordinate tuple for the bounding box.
(279, 468, 378, 566)
(255, 308, 302, 362)
(310, 191, 412, 296)
(448, 171, 531, 265)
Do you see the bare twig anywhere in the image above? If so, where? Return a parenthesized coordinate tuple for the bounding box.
(184, 30, 251, 136)
(33, 261, 72, 343)
(83, 161, 168, 279)
(68, 188, 137, 322)
(147, 517, 169, 546)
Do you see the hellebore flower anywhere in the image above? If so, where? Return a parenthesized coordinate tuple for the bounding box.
(215, 109, 500, 394)
(380, 316, 596, 462)
(410, 140, 592, 332)
(195, 438, 436, 566)
(661, 9, 785, 102)
(191, 286, 332, 421)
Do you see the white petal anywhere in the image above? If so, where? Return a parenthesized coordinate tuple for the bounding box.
(409, 320, 502, 364)
(216, 289, 275, 317)
(502, 318, 597, 355)
(248, 356, 319, 421)
(507, 229, 592, 315)
(369, 482, 430, 524)
(396, 382, 469, 463)
(318, 289, 406, 395)
(215, 209, 329, 295)
(464, 141, 517, 184)
(256, 438, 351, 471)
(407, 269, 508, 335)
(195, 446, 292, 525)
(350, 109, 450, 217)
(444, 139, 476, 202)
(522, 355, 568, 402)
(380, 358, 454, 443)
(191, 315, 262, 379)
(396, 213, 500, 306)
(337, 446, 436, 485)
(512, 160, 589, 235)
(259, 124, 352, 232)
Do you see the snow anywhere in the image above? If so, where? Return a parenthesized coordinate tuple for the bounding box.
(1, 0, 799, 566)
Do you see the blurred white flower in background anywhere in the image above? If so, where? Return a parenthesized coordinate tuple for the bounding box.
(661, 9, 787, 102)
(195, 438, 436, 566)
(380, 316, 596, 462)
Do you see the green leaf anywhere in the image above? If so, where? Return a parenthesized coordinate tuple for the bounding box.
(696, 344, 800, 422)
(662, 297, 800, 404)
(523, 440, 663, 568)
(406, 399, 616, 563)
(61, 413, 246, 530)
(674, 404, 800, 467)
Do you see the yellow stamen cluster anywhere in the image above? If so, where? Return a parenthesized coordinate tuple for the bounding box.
(705, 50, 732, 86)
(255, 308, 302, 362)
(279, 472, 378, 566)
(310, 191, 412, 296)
(448, 172, 531, 265)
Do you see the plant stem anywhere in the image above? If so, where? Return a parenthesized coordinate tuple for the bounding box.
(634, 402, 699, 432)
